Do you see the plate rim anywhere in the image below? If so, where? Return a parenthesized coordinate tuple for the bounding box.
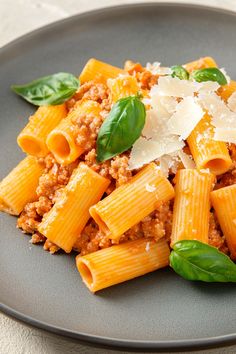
(1, 2, 236, 350)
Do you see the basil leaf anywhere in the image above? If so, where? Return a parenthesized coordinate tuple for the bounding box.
(190, 68, 227, 85)
(11, 73, 80, 106)
(170, 240, 236, 282)
(96, 96, 146, 162)
(171, 65, 189, 80)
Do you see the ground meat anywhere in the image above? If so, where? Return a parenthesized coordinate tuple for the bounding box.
(228, 143, 236, 162)
(17, 202, 41, 234)
(136, 70, 158, 90)
(66, 81, 94, 110)
(18, 154, 77, 241)
(84, 149, 111, 178)
(124, 60, 158, 90)
(36, 155, 77, 201)
(72, 111, 104, 151)
(35, 196, 52, 216)
(83, 82, 110, 103)
(67, 81, 112, 111)
(208, 213, 228, 255)
(121, 201, 173, 244)
(31, 232, 46, 244)
(73, 220, 111, 255)
(216, 162, 236, 189)
(43, 239, 60, 254)
(84, 149, 132, 187)
(109, 154, 132, 186)
(124, 60, 144, 74)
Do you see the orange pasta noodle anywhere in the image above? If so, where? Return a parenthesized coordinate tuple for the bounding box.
(184, 56, 217, 72)
(90, 163, 175, 241)
(38, 163, 110, 253)
(211, 185, 236, 260)
(0, 156, 44, 215)
(17, 104, 67, 157)
(187, 113, 232, 175)
(218, 80, 236, 102)
(47, 100, 101, 164)
(171, 169, 215, 247)
(76, 238, 170, 292)
(107, 75, 139, 102)
(79, 58, 125, 84)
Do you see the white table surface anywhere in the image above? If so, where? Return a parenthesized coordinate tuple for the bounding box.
(1, 0, 236, 353)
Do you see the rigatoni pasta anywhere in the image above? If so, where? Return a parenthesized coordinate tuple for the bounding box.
(17, 104, 67, 157)
(211, 185, 236, 260)
(3, 55, 236, 291)
(79, 58, 125, 84)
(184, 56, 217, 72)
(171, 169, 215, 246)
(218, 80, 236, 102)
(90, 163, 175, 240)
(38, 163, 110, 253)
(107, 75, 139, 103)
(76, 238, 170, 292)
(0, 156, 44, 215)
(47, 100, 102, 164)
(187, 113, 232, 175)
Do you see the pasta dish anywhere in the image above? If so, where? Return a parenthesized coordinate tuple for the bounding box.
(1, 56, 236, 292)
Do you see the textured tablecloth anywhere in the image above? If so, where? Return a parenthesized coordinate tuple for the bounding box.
(1, 1, 236, 353)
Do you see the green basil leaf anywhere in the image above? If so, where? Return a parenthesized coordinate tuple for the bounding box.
(190, 68, 227, 85)
(11, 73, 80, 106)
(171, 65, 189, 80)
(170, 240, 236, 282)
(96, 96, 146, 162)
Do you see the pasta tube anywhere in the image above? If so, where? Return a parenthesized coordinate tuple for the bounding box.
(107, 75, 139, 103)
(38, 163, 110, 253)
(218, 80, 236, 102)
(17, 104, 67, 157)
(171, 169, 215, 247)
(187, 113, 232, 175)
(90, 163, 175, 240)
(76, 238, 170, 292)
(184, 56, 217, 72)
(211, 185, 236, 260)
(0, 156, 44, 215)
(79, 58, 125, 84)
(47, 100, 101, 164)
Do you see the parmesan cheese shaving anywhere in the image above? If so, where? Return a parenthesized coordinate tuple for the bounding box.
(198, 81, 220, 93)
(220, 67, 231, 84)
(146, 62, 171, 75)
(199, 92, 236, 128)
(228, 92, 236, 112)
(157, 153, 181, 176)
(156, 76, 199, 97)
(129, 72, 226, 172)
(167, 97, 204, 139)
(214, 127, 236, 143)
(178, 150, 196, 169)
(129, 136, 184, 170)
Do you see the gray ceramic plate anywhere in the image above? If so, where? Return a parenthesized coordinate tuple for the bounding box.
(1, 3, 236, 351)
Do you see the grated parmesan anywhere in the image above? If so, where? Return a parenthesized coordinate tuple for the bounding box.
(145, 242, 150, 252)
